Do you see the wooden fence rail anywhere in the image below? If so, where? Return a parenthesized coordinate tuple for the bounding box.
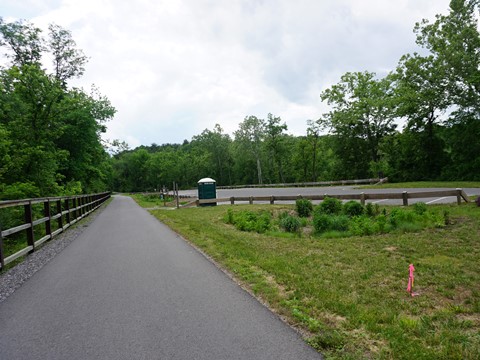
(196, 189, 470, 206)
(0, 192, 111, 269)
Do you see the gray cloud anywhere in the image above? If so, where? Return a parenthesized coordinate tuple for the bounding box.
(1, 0, 452, 147)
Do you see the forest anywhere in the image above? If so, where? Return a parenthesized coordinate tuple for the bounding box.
(1, 0, 479, 198)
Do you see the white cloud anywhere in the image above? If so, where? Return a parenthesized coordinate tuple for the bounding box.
(2, 0, 452, 147)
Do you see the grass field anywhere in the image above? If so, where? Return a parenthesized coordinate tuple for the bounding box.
(147, 201, 480, 359)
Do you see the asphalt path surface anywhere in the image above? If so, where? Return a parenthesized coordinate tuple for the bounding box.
(0, 196, 321, 360)
(180, 186, 480, 205)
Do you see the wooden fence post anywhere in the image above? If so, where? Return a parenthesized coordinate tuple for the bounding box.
(360, 192, 366, 206)
(56, 199, 63, 230)
(24, 201, 35, 253)
(65, 198, 71, 224)
(402, 191, 408, 206)
(44, 200, 52, 241)
(456, 188, 462, 205)
(0, 224, 4, 269)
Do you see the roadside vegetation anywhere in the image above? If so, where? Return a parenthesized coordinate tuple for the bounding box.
(150, 200, 480, 359)
(130, 193, 193, 208)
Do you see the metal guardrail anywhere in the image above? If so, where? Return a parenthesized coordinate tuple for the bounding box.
(216, 178, 386, 189)
(196, 189, 470, 206)
(0, 192, 111, 269)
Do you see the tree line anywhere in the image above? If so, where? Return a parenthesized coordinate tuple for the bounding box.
(1, 1, 479, 198)
(113, 0, 480, 192)
(0, 18, 115, 199)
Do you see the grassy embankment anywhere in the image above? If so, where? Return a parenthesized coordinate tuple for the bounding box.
(139, 195, 480, 360)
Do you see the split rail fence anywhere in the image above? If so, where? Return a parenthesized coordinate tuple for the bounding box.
(197, 189, 470, 206)
(0, 192, 111, 269)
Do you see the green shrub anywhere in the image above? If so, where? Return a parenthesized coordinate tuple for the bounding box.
(343, 201, 364, 217)
(413, 202, 428, 215)
(280, 214, 301, 233)
(295, 198, 313, 217)
(330, 215, 350, 232)
(224, 210, 272, 233)
(350, 216, 379, 236)
(365, 203, 380, 217)
(388, 208, 417, 228)
(313, 213, 332, 233)
(317, 196, 343, 215)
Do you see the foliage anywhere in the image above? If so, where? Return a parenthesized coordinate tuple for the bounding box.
(279, 214, 301, 233)
(295, 198, 313, 218)
(343, 201, 364, 217)
(224, 209, 271, 234)
(316, 196, 343, 215)
(0, 18, 115, 197)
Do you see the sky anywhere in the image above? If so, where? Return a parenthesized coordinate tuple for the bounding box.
(1, 0, 452, 148)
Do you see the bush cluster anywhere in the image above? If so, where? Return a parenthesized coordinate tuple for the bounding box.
(223, 199, 442, 238)
(224, 209, 271, 233)
(280, 213, 302, 233)
(312, 200, 442, 236)
(295, 199, 313, 217)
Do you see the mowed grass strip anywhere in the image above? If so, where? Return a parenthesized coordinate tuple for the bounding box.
(150, 203, 480, 360)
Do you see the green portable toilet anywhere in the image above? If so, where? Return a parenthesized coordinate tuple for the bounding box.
(198, 178, 217, 206)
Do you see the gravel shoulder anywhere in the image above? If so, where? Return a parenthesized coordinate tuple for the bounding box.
(0, 201, 109, 304)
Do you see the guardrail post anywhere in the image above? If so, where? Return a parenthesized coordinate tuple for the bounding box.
(56, 199, 63, 230)
(270, 196, 274, 205)
(360, 192, 366, 206)
(456, 188, 462, 205)
(0, 224, 4, 269)
(249, 196, 253, 205)
(24, 201, 35, 253)
(44, 200, 52, 241)
(230, 197, 235, 205)
(402, 191, 408, 206)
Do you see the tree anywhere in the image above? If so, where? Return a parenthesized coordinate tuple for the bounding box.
(392, 53, 450, 179)
(263, 114, 288, 183)
(191, 124, 233, 185)
(415, 0, 480, 115)
(0, 19, 115, 196)
(320, 71, 397, 178)
(0, 18, 43, 66)
(234, 116, 265, 184)
(48, 24, 88, 87)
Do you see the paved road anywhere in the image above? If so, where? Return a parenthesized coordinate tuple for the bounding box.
(180, 186, 480, 205)
(0, 196, 321, 360)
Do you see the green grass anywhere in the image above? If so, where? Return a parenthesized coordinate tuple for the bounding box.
(130, 193, 191, 208)
(150, 203, 480, 359)
(359, 181, 480, 189)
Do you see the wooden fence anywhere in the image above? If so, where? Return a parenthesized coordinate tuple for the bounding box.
(197, 189, 470, 206)
(0, 192, 111, 269)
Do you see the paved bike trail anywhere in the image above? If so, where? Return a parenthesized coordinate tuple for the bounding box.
(0, 195, 321, 360)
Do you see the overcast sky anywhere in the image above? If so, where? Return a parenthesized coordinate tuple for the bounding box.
(2, 0, 451, 148)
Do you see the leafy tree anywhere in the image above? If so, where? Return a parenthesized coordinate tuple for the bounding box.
(191, 124, 233, 185)
(0, 19, 115, 197)
(234, 116, 265, 184)
(320, 72, 397, 178)
(263, 113, 288, 183)
(48, 24, 88, 86)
